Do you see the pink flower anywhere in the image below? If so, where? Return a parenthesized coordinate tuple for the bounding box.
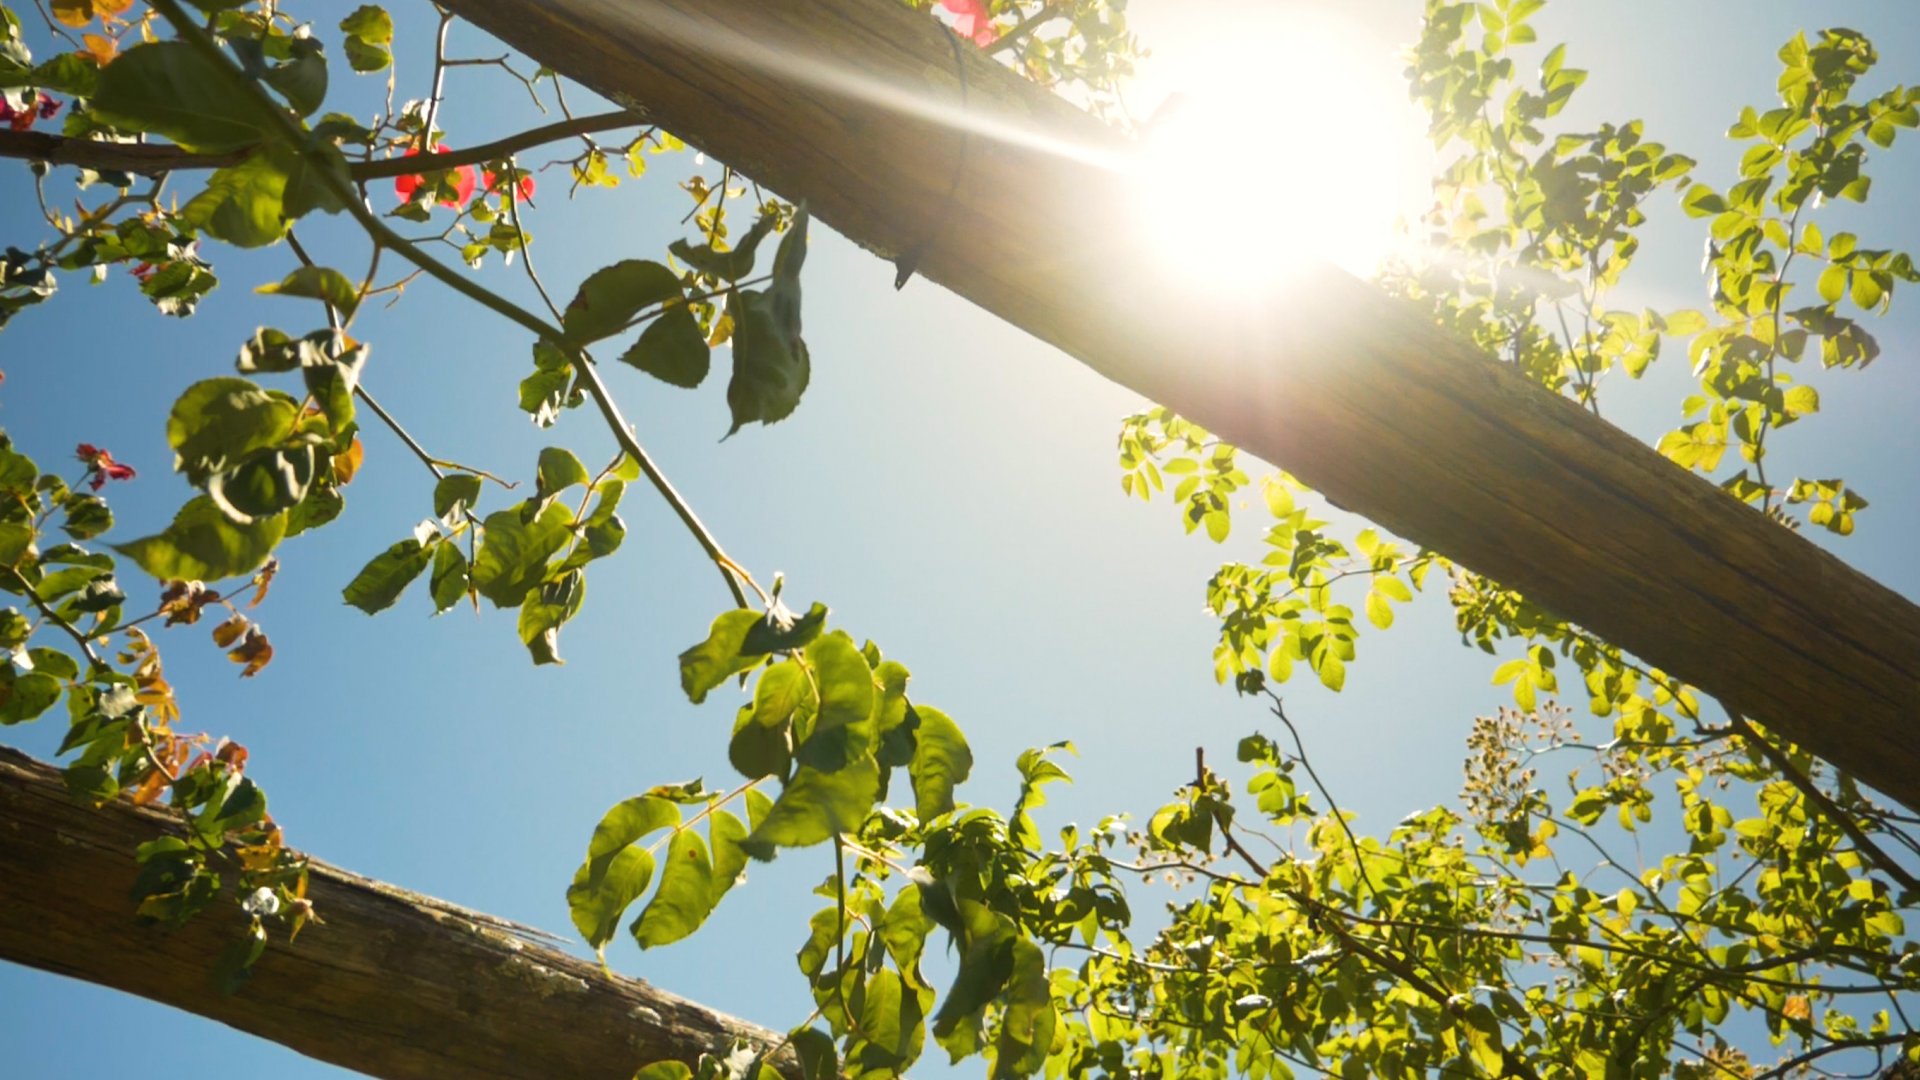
(393, 145, 476, 208)
(0, 92, 61, 132)
(75, 443, 136, 490)
(939, 0, 997, 47)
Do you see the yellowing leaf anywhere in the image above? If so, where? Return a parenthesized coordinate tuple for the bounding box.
(50, 0, 94, 28)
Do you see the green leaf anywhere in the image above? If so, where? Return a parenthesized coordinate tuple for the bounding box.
(576, 481, 627, 562)
(871, 660, 916, 770)
(301, 346, 364, 437)
(342, 35, 391, 73)
(560, 260, 682, 345)
(261, 38, 328, 117)
(518, 570, 584, 665)
(1460, 1003, 1507, 1076)
(669, 212, 775, 281)
(535, 447, 589, 498)
(933, 904, 1015, 1054)
(1680, 183, 1727, 218)
(25, 54, 99, 98)
(631, 827, 717, 948)
(0, 668, 61, 725)
(26, 648, 80, 681)
(339, 6, 394, 73)
(1851, 269, 1886, 311)
(632, 1064, 693, 1080)
(183, 148, 293, 248)
(679, 609, 764, 705)
(1315, 651, 1345, 692)
(428, 538, 468, 613)
(92, 41, 273, 153)
(256, 265, 358, 318)
(432, 474, 483, 519)
(115, 496, 285, 582)
(1364, 589, 1394, 629)
(794, 631, 874, 770)
(1662, 309, 1708, 335)
(61, 493, 113, 540)
(566, 795, 677, 952)
(908, 705, 970, 821)
(741, 601, 828, 655)
(855, 967, 927, 1072)
(283, 480, 343, 538)
(708, 799, 764, 915)
(568, 847, 653, 954)
(787, 1029, 838, 1080)
(991, 938, 1053, 1080)
(208, 444, 318, 524)
(880, 883, 935, 974)
(341, 538, 433, 613)
(618, 306, 710, 388)
(469, 501, 572, 608)
(724, 290, 809, 437)
(166, 377, 300, 487)
(730, 660, 807, 781)
(194, 776, 268, 846)
(741, 755, 881, 858)
(280, 141, 352, 220)
(1817, 264, 1847, 304)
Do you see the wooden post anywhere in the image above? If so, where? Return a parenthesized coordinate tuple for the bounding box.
(438, 0, 1919, 807)
(0, 748, 798, 1080)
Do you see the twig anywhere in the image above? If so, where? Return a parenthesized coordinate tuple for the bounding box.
(1723, 705, 1920, 897)
(0, 114, 642, 181)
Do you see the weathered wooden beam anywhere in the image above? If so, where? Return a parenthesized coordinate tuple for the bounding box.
(438, 0, 1919, 807)
(0, 746, 797, 1080)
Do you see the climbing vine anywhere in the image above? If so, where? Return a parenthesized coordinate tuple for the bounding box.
(2, 0, 1916, 1078)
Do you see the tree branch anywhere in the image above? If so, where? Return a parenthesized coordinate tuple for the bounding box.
(0, 745, 798, 1080)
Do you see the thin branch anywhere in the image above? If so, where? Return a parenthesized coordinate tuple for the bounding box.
(1753, 1033, 1908, 1080)
(1723, 705, 1920, 897)
(356, 111, 641, 180)
(1263, 689, 1378, 900)
(0, 112, 641, 182)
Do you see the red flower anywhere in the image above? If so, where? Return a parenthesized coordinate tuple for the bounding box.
(129, 261, 157, 282)
(393, 145, 477, 208)
(482, 167, 536, 202)
(76, 443, 137, 490)
(0, 92, 61, 132)
(939, 0, 997, 46)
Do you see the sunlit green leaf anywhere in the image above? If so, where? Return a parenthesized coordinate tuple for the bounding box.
(560, 260, 682, 345)
(342, 537, 432, 614)
(115, 496, 285, 582)
(631, 827, 716, 949)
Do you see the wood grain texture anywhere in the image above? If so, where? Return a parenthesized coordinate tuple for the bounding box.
(0, 746, 797, 1080)
(438, 0, 1919, 808)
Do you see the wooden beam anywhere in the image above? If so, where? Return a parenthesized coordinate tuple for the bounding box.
(0, 746, 798, 1080)
(437, 0, 1919, 807)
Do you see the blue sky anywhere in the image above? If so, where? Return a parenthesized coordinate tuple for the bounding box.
(3, 1, 1918, 1076)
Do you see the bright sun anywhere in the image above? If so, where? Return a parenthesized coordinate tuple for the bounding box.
(1133, 8, 1434, 285)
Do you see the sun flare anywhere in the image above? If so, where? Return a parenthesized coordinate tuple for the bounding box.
(1133, 9, 1434, 285)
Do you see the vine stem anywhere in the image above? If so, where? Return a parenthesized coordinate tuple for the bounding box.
(644, 777, 765, 856)
(148, 0, 749, 611)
